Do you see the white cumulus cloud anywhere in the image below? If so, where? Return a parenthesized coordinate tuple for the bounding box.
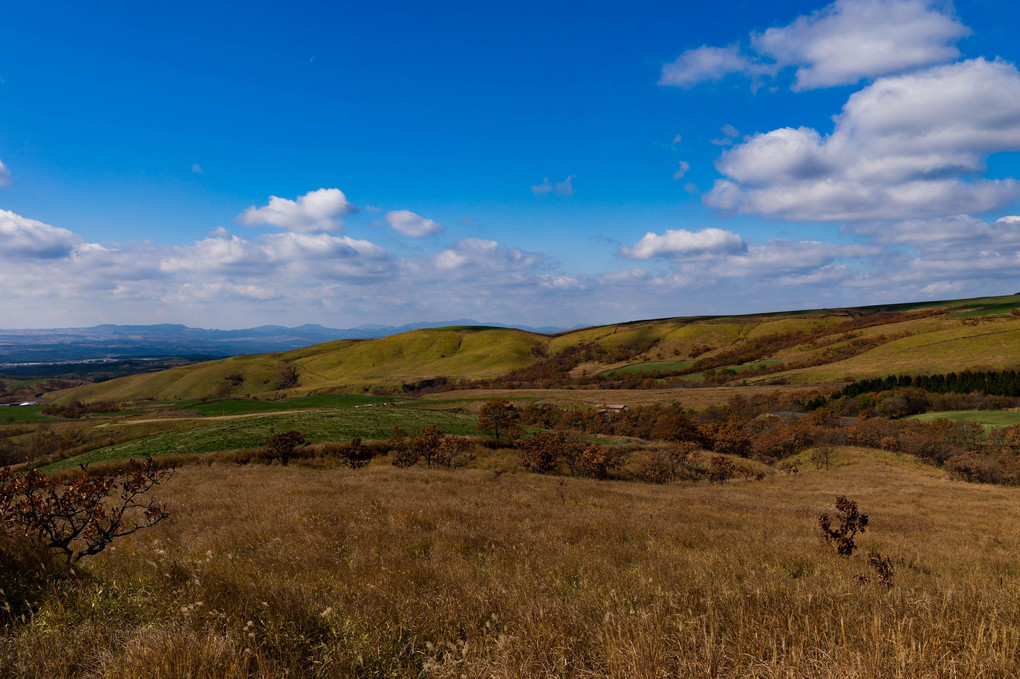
(0, 209, 83, 259)
(385, 210, 444, 237)
(619, 228, 747, 260)
(236, 188, 358, 233)
(753, 0, 969, 90)
(661, 0, 968, 91)
(706, 59, 1020, 221)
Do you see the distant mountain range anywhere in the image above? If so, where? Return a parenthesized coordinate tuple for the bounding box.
(0, 320, 576, 364)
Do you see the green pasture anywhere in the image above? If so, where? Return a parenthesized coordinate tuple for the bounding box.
(0, 378, 50, 386)
(602, 360, 695, 376)
(604, 358, 780, 379)
(174, 393, 397, 416)
(908, 410, 1020, 430)
(44, 404, 477, 470)
(949, 301, 1020, 317)
(0, 405, 55, 423)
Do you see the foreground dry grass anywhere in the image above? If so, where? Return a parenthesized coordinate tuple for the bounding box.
(3, 450, 1020, 678)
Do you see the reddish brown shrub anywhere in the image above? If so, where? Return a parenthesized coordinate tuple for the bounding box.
(0, 459, 172, 564)
(867, 552, 894, 588)
(266, 430, 305, 466)
(818, 495, 868, 556)
(575, 444, 622, 480)
(435, 435, 476, 469)
(515, 433, 563, 474)
(945, 452, 1004, 484)
(335, 438, 373, 469)
(707, 455, 734, 484)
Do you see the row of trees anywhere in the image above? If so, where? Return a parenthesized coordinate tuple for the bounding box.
(836, 370, 1020, 400)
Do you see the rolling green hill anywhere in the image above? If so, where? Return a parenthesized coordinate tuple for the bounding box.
(53, 293, 1020, 404)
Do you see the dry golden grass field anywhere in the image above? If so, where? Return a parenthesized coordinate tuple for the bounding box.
(3, 447, 1019, 678)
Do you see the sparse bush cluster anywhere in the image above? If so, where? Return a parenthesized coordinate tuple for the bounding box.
(390, 425, 478, 469)
(41, 401, 119, 419)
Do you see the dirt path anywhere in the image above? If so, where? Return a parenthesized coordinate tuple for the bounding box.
(96, 409, 313, 427)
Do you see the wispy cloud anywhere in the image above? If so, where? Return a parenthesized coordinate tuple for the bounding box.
(661, 0, 968, 91)
(531, 175, 576, 197)
(385, 210, 443, 237)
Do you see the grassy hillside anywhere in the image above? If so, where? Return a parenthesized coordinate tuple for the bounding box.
(53, 293, 1020, 405)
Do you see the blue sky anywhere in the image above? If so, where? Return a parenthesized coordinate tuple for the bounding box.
(2, 0, 1020, 329)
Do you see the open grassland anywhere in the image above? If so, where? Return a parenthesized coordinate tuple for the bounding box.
(779, 317, 1020, 384)
(908, 409, 1020, 430)
(57, 354, 299, 404)
(293, 328, 544, 391)
(4, 449, 1020, 677)
(42, 405, 476, 471)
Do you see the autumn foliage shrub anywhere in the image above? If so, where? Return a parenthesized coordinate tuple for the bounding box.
(515, 433, 564, 473)
(867, 552, 895, 588)
(475, 399, 523, 444)
(334, 438, 373, 469)
(266, 430, 306, 465)
(574, 444, 622, 480)
(703, 424, 752, 459)
(390, 425, 476, 469)
(0, 459, 172, 564)
(945, 451, 1004, 484)
(707, 455, 734, 484)
(818, 495, 868, 556)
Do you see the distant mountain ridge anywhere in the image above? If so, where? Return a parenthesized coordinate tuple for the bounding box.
(0, 320, 575, 364)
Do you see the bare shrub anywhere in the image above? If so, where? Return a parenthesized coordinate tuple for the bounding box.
(818, 495, 868, 557)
